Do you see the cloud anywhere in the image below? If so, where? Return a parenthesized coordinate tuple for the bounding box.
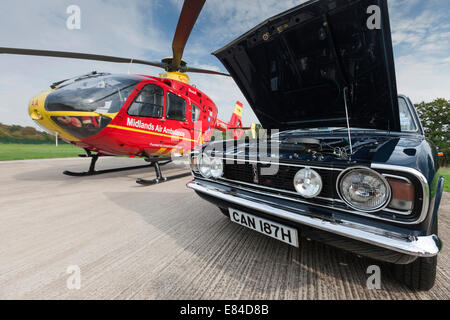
(395, 55, 450, 103)
(386, 0, 450, 103)
(0, 0, 169, 57)
(0, 0, 170, 127)
(190, 0, 307, 48)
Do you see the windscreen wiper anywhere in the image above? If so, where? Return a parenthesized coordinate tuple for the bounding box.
(50, 71, 110, 89)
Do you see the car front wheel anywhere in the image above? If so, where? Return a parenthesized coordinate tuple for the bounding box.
(393, 218, 438, 291)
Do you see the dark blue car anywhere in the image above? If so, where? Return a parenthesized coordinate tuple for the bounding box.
(187, 0, 444, 291)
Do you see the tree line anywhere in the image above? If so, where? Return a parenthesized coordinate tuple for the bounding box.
(0, 122, 61, 144)
(415, 98, 449, 167)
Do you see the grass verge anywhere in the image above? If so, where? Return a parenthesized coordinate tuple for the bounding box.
(439, 168, 450, 193)
(0, 143, 81, 161)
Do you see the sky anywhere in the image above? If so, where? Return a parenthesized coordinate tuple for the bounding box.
(0, 0, 448, 129)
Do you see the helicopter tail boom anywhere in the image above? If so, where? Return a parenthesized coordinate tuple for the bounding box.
(228, 101, 243, 129)
(214, 101, 244, 139)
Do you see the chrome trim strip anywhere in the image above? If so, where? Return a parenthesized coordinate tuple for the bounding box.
(221, 158, 344, 171)
(188, 180, 441, 257)
(206, 178, 359, 211)
(383, 174, 412, 184)
(371, 163, 430, 224)
(384, 208, 413, 216)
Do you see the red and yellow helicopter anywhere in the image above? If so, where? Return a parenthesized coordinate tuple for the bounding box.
(0, 0, 245, 185)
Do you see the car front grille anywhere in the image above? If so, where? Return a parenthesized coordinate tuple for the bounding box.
(222, 162, 339, 200)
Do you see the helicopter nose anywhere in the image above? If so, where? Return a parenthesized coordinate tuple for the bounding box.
(28, 90, 50, 124)
(29, 107, 43, 121)
(28, 90, 80, 142)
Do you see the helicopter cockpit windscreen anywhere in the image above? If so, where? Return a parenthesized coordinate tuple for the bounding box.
(45, 74, 143, 113)
(46, 74, 143, 139)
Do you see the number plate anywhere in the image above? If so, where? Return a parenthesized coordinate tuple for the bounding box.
(229, 209, 299, 247)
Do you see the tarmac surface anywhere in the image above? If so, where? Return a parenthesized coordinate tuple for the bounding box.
(0, 157, 449, 300)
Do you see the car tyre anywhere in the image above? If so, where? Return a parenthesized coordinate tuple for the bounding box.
(393, 218, 438, 291)
(219, 208, 229, 217)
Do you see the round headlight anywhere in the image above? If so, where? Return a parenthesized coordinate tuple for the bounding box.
(338, 168, 390, 212)
(199, 154, 212, 178)
(210, 158, 224, 178)
(293, 168, 323, 198)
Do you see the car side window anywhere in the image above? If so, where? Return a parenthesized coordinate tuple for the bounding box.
(166, 92, 186, 121)
(128, 84, 164, 118)
(398, 97, 417, 132)
(192, 104, 201, 122)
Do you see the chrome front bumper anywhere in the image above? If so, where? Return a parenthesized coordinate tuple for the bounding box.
(187, 180, 442, 258)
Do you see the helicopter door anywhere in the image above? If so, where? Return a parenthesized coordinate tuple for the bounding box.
(202, 105, 214, 143)
(190, 104, 202, 148)
(165, 91, 190, 153)
(125, 84, 165, 153)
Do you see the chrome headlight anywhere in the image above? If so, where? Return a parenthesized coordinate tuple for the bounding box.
(198, 154, 212, 178)
(293, 168, 322, 198)
(210, 158, 224, 178)
(338, 168, 391, 212)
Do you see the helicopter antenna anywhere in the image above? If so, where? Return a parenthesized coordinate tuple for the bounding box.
(128, 58, 134, 75)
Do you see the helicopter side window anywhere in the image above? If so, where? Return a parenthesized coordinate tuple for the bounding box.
(106, 85, 136, 113)
(128, 84, 164, 118)
(192, 104, 201, 122)
(166, 92, 186, 121)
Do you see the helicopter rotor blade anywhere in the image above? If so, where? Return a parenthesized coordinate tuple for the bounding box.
(185, 66, 230, 77)
(0, 46, 230, 76)
(0, 47, 165, 69)
(171, 0, 206, 72)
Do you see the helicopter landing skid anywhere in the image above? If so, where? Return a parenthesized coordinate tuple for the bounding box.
(136, 161, 191, 186)
(63, 154, 154, 177)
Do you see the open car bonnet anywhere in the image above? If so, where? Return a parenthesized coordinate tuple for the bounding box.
(213, 0, 400, 132)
